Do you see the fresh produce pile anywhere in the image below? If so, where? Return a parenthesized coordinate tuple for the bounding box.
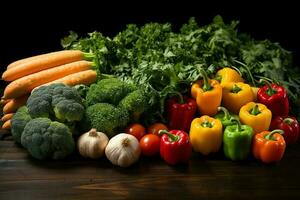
(0, 16, 299, 167)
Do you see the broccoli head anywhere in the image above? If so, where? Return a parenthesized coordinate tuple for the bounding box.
(21, 118, 75, 160)
(11, 106, 32, 143)
(82, 103, 129, 138)
(118, 89, 149, 121)
(27, 83, 85, 123)
(86, 78, 136, 106)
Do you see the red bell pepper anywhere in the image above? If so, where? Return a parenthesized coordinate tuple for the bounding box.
(166, 93, 197, 132)
(270, 116, 299, 145)
(159, 129, 192, 165)
(257, 83, 289, 118)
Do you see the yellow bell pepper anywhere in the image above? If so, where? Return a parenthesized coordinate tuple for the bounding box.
(222, 82, 254, 114)
(216, 67, 244, 86)
(239, 102, 272, 134)
(189, 115, 223, 155)
(191, 69, 222, 116)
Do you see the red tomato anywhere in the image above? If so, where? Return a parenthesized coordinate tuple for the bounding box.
(147, 123, 168, 137)
(125, 123, 146, 141)
(140, 134, 161, 156)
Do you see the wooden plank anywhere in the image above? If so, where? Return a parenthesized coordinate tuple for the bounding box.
(0, 139, 300, 199)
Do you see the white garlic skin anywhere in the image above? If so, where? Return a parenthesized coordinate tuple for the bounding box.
(105, 133, 141, 167)
(78, 128, 109, 159)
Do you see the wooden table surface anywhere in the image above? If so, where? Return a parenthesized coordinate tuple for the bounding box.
(1, 131, 300, 200)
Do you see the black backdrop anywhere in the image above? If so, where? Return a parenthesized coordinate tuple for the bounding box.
(0, 0, 299, 82)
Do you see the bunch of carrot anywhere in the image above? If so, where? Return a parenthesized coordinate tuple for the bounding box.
(1, 50, 98, 130)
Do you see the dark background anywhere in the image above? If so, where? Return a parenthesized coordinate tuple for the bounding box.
(0, 1, 299, 80)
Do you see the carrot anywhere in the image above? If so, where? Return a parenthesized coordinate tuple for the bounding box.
(3, 60, 93, 99)
(3, 95, 28, 114)
(2, 120, 11, 129)
(2, 50, 86, 81)
(39, 70, 97, 87)
(0, 99, 10, 106)
(1, 113, 14, 122)
(6, 51, 64, 70)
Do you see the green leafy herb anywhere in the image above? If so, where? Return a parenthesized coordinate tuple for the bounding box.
(61, 15, 300, 122)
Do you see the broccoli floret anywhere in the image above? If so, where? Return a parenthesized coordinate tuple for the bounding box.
(73, 84, 89, 99)
(27, 92, 52, 118)
(54, 100, 84, 122)
(86, 78, 136, 106)
(11, 106, 32, 143)
(21, 118, 75, 160)
(118, 89, 149, 121)
(27, 83, 84, 122)
(82, 103, 130, 138)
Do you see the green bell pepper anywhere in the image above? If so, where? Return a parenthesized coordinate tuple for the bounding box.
(215, 107, 239, 128)
(223, 118, 253, 161)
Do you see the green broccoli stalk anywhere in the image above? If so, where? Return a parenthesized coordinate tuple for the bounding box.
(118, 89, 148, 122)
(21, 118, 75, 160)
(82, 103, 130, 138)
(11, 106, 32, 143)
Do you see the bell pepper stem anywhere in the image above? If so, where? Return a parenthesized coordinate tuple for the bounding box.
(215, 75, 222, 82)
(250, 105, 261, 116)
(283, 118, 294, 125)
(230, 118, 242, 132)
(230, 65, 243, 77)
(170, 91, 185, 104)
(198, 68, 212, 91)
(259, 78, 277, 96)
(217, 107, 231, 120)
(201, 119, 213, 128)
(265, 129, 284, 141)
(233, 59, 256, 87)
(159, 130, 179, 142)
(231, 84, 242, 93)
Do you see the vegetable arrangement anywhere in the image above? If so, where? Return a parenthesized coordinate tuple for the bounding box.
(0, 50, 97, 129)
(1, 16, 300, 167)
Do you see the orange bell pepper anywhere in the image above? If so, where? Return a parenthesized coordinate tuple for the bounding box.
(252, 129, 286, 163)
(191, 69, 222, 116)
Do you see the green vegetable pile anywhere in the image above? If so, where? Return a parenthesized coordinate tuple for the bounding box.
(11, 84, 85, 160)
(62, 15, 300, 121)
(82, 78, 148, 138)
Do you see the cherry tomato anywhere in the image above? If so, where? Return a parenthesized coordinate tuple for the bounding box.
(147, 123, 168, 137)
(140, 134, 161, 156)
(125, 123, 146, 141)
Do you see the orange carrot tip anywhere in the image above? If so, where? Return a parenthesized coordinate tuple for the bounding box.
(2, 120, 11, 130)
(1, 113, 14, 122)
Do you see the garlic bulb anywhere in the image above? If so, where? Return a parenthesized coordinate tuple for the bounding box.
(78, 128, 109, 159)
(105, 133, 141, 167)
